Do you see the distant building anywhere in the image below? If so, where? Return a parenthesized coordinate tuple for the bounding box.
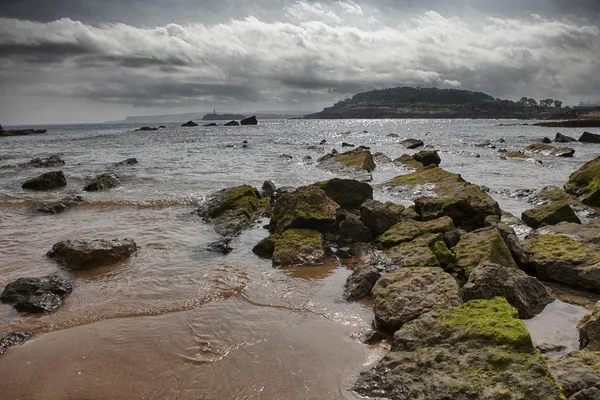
(578, 100, 600, 108)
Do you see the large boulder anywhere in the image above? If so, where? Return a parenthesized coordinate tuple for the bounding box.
(331, 148, 376, 172)
(359, 199, 405, 236)
(523, 234, 600, 290)
(314, 178, 373, 209)
(555, 132, 577, 143)
(354, 298, 565, 400)
(0, 332, 33, 356)
(412, 150, 441, 166)
(462, 262, 554, 319)
(36, 195, 84, 214)
(21, 171, 67, 190)
(371, 266, 462, 332)
(0, 275, 74, 313)
(564, 156, 600, 207)
(376, 216, 455, 248)
(271, 229, 325, 267)
(240, 115, 258, 125)
(387, 166, 500, 231)
(454, 228, 517, 277)
(47, 238, 137, 270)
(387, 233, 446, 269)
(547, 351, 600, 399)
(343, 266, 381, 301)
(524, 143, 575, 157)
(578, 301, 600, 351)
(83, 172, 121, 191)
(579, 131, 600, 143)
(522, 201, 581, 229)
(269, 186, 339, 235)
(197, 185, 261, 236)
(400, 138, 423, 149)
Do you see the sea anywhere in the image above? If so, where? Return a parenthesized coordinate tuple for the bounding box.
(0, 118, 598, 399)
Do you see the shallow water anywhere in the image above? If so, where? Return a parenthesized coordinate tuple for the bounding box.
(1, 119, 599, 398)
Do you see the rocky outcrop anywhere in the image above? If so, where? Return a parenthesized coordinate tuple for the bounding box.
(564, 156, 600, 207)
(376, 216, 455, 248)
(454, 228, 517, 277)
(83, 172, 121, 191)
(462, 262, 554, 319)
(343, 266, 381, 301)
(393, 154, 423, 169)
(360, 199, 405, 236)
(0, 332, 33, 356)
(271, 229, 325, 267)
(371, 266, 462, 332)
(21, 171, 67, 190)
(313, 178, 372, 209)
(354, 298, 565, 400)
(412, 150, 441, 166)
(240, 116, 258, 125)
(579, 131, 600, 143)
(1, 129, 47, 136)
(181, 120, 198, 127)
(21, 155, 65, 168)
(547, 350, 600, 399)
(47, 238, 137, 270)
(578, 301, 600, 351)
(555, 132, 577, 143)
(224, 120, 240, 126)
(1, 275, 74, 313)
(400, 138, 423, 149)
(197, 185, 261, 236)
(524, 143, 575, 157)
(36, 195, 84, 214)
(318, 148, 376, 173)
(522, 202, 581, 229)
(523, 234, 600, 290)
(269, 186, 339, 235)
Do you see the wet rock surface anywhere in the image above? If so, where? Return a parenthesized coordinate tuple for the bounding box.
(578, 301, 600, 351)
(20, 154, 65, 168)
(22, 170, 67, 190)
(386, 233, 445, 269)
(47, 238, 137, 270)
(522, 201, 581, 229)
(412, 150, 441, 166)
(0, 332, 34, 356)
(564, 156, 600, 207)
(454, 227, 517, 277)
(114, 158, 138, 166)
(400, 138, 423, 149)
(318, 147, 376, 173)
(1, 275, 74, 313)
(343, 266, 381, 301)
(271, 229, 325, 267)
(360, 199, 405, 236)
(524, 143, 575, 157)
(579, 131, 600, 143)
(36, 195, 84, 214)
(197, 185, 261, 236)
(547, 350, 600, 399)
(83, 172, 121, 191)
(376, 216, 455, 248)
(240, 115, 258, 125)
(314, 178, 373, 209)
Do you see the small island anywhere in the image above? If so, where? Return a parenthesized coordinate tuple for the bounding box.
(202, 110, 246, 121)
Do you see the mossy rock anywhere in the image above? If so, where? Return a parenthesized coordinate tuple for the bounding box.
(393, 153, 423, 169)
(354, 297, 565, 400)
(359, 199, 405, 236)
(501, 151, 530, 159)
(83, 172, 121, 191)
(521, 201, 581, 229)
(376, 216, 455, 248)
(22, 171, 67, 190)
(533, 186, 580, 205)
(431, 240, 458, 272)
(332, 148, 376, 172)
(313, 178, 373, 209)
(454, 227, 517, 278)
(271, 229, 325, 267)
(578, 301, 600, 351)
(252, 235, 277, 258)
(269, 186, 339, 235)
(547, 350, 600, 399)
(523, 234, 600, 290)
(413, 150, 441, 167)
(387, 233, 444, 268)
(524, 143, 575, 157)
(197, 185, 260, 235)
(564, 156, 600, 207)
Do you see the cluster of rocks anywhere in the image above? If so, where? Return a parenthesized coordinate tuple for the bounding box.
(502, 131, 600, 161)
(181, 116, 258, 127)
(135, 126, 166, 131)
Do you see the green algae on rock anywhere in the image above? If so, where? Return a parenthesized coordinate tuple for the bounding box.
(578, 301, 600, 351)
(333, 147, 376, 172)
(359, 199, 405, 236)
(313, 178, 373, 209)
(376, 216, 455, 248)
(354, 297, 566, 400)
(83, 172, 121, 191)
(521, 201, 581, 229)
(454, 228, 517, 278)
(393, 153, 424, 169)
(564, 156, 600, 207)
(524, 143, 575, 157)
(22, 170, 67, 191)
(501, 150, 531, 159)
(387, 232, 444, 268)
(271, 229, 325, 267)
(546, 350, 600, 399)
(196, 185, 261, 236)
(412, 150, 441, 166)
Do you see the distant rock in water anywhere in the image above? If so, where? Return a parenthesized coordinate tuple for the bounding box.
(203, 113, 246, 121)
(554, 132, 576, 143)
(400, 138, 424, 149)
(181, 120, 198, 127)
(412, 150, 441, 166)
(524, 143, 574, 157)
(535, 119, 600, 128)
(579, 131, 600, 143)
(240, 116, 258, 125)
(1, 128, 47, 136)
(36, 195, 84, 214)
(224, 120, 240, 126)
(47, 238, 138, 270)
(1, 275, 74, 313)
(204, 123, 218, 127)
(135, 126, 158, 132)
(20, 154, 65, 168)
(0, 124, 3, 132)
(22, 171, 67, 190)
(537, 137, 552, 144)
(114, 158, 138, 166)
(0, 332, 33, 356)
(84, 172, 120, 191)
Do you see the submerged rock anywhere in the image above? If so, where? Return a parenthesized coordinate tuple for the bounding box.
(22, 171, 67, 190)
(47, 238, 137, 270)
(240, 115, 258, 125)
(21, 154, 65, 168)
(314, 178, 373, 209)
(522, 201, 581, 229)
(376, 216, 455, 248)
(343, 266, 381, 301)
(400, 138, 423, 149)
(83, 172, 120, 191)
(206, 237, 233, 255)
(371, 266, 462, 332)
(564, 156, 600, 207)
(547, 350, 600, 399)
(524, 143, 575, 157)
(412, 150, 441, 167)
(354, 298, 565, 400)
(272, 229, 325, 267)
(0, 332, 34, 356)
(197, 185, 261, 236)
(579, 131, 600, 143)
(135, 126, 158, 131)
(462, 262, 554, 319)
(36, 195, 84, 214)
(360, 199, 405, 236)
(578, 301, 600, 351)
(1, 275, 74, 313)
(114, 158, 138, 166)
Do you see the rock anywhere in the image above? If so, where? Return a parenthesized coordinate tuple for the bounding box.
(400, 138, 424, 149)
(538, 137, 552, 143)
(318, 148, 376, 173)
(240, 115, 258, 125)
(387, 233, 445, 268)
(269, 186, 339, 235)
(444, 229, 465, 248)
(47, 238, 137, 270)
(1, 129, 47, 136)
(83, 172, 120, 191)
(343, 266, 381, 301)
(578, 301, 600, 351)
(135, 126, 158, 131)
(320, 139, 327, 144)
(272, 229, 325, 267)
(536, 343, 567, 354)
(454, 228, 517, 277)
(387, 133, 399, 138)
(204, 123, 218, 126)
(547, 351, 600, 399)
(565, 156, 600, 207)
(261, 180, 277, 198)
(335, 246, 352, 258)
(522, 201, 581, 229)
(388, 166, 500, 231)
(181, 120, 198, 127)
(0, 332, 33, 356)
(338, 212, 373, 243)
(21, 154, 65, 168)
(412, 150, 441, 166)
(279, 154, 293, 159)
(537, 220, 600, 250)
(354, 298, 565, 400)
(360, 199, 405, 236)
(0, 124, 3, 132)
(224, 120, 240, 126)
(36, 195, 84, 214)
(523, 234, 600, 290)
(372, 152, 392, 164)
(252, 236, 277, 258)
(524, 143, 575, 157)
(114, 158, 138, 166)
(462, 262, 554, 319)
(579, 131, 600, 144)
(371, 267, 462, 332)
(206, 237, 233, 254)
(532, 185, 580, 205)
(501, 150, 531, 160)
(341, 142, 355, 147)
(22, 171, 67, 190)
(303, 155, 312, 161)
(196, 185, 261, 236)
(313, 178, 373, 209)
(393, 153, 423, 169)
(375, 216, 455, 248)
(158, 126, 166, 129)
(555, 132, 577, 143)
(0, 275, 74, 313)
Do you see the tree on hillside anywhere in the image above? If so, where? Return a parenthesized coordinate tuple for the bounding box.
(553, 100, 563, 108)
(518, 97, 538, 106)
(539, 98, 554, 107)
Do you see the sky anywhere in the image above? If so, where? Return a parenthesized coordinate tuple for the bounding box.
(0, 0, 599, 124)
